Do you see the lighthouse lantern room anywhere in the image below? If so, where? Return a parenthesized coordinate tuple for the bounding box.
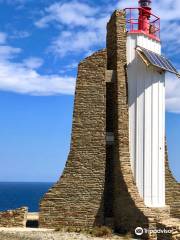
(125, 0, 179, 207)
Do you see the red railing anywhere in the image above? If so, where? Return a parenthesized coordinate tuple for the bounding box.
(125, 8, 160, 41)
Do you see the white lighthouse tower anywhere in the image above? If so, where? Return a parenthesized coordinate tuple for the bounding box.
(126, 0, 179, 207)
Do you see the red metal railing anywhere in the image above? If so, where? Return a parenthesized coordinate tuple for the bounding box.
(125, 8, 160, 41)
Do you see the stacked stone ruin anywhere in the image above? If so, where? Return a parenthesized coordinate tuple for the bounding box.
(0, 207, 28, 227)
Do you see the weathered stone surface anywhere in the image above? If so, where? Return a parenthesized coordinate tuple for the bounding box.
(39, 50, 107, 229)
(157, 218, 180, 240)
(0, 207, 28, 227)
(165, 144, 180, 219)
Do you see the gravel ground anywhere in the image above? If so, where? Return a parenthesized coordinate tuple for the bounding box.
(0, 228, 134, 240)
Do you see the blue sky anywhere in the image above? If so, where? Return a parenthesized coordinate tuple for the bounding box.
(0, 0, 179, 182)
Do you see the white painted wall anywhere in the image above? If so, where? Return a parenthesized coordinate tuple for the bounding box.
(127, 33, 165, 207)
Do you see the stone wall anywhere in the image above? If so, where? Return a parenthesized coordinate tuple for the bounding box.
(165, 144, 180, 218)
(0, 207, 28, 227)
(157, 218, 180, 240)
(39, 50, 107, 229)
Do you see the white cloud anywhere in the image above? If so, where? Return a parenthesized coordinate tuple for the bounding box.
(35, 1, 109, 57)
(66, 62, 78, 69)
(0, 59, 75, 95)
(0, 45, 21, 59)
(166, 73, 180, 113)
(0, 32, 7, 44)
(23, 57, 44, 69)
(11, 30, 31, 39)
(50, 29, 105, 57)
(117, 0, 138, 9)
(153, 0, 180, 21)
(161, 21, 180, 57)
(0, 43, 75, 95)
(35, 1, 98, 28)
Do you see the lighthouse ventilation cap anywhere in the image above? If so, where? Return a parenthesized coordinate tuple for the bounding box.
(139, 0, 152, 7)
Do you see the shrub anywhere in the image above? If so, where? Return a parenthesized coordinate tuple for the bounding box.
(55, 226, 82, 233)
(91, 226, 113, 237)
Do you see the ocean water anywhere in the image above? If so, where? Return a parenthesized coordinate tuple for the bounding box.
(0, 182, 54, 212)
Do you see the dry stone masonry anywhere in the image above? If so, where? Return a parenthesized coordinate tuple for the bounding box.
(39, 10, 180, 239)
(39, 50, 107, 229)
(165, 144, 180, 219)
(0, 207, 28, 227)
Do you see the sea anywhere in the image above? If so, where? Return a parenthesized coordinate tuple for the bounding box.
(0, 182, 54, 212)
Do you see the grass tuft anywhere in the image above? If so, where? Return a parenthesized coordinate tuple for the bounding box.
(91, 226, 113, 237)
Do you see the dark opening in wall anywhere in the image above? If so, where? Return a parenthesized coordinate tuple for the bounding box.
(104, 82, 115, 220)
(26, 219, 39, 228)
(104, 144, 114, 218)
(106, 82, 114, 132)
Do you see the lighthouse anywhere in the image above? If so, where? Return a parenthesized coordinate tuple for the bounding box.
(40, 0, 180, 235)
(126, 0, 179, 207)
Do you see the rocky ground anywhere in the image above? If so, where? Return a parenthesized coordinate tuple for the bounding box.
(0, 228, 134, 240)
